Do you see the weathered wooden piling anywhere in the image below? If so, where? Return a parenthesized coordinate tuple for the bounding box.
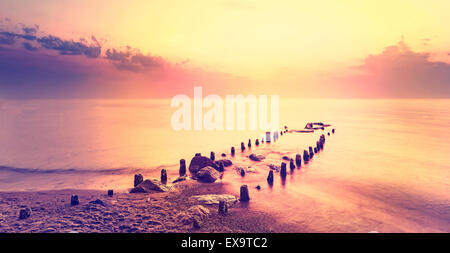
(231, 147, 235, 156)
(70, 195, 79, 206)
(328, 132, 330, 136)
(241, 142, 246, 151)
(210, 151, 215, 161)
(267, 170, 274, 184)
(239, 185, 250, 202)
(161, 169, 167, 184)
(255, 139, 260, 146)
(332, 129, 335, 134)
(295, 154, 302, 167)
(134, 174, 143, 187)
(290, 159, 295, 170)
(107, 189, 114, 197)
(218, 200, 228, 215)
(309, 147, 314, 159)
(248, 139, 252, 148)
(265, 132, 271, 143)
(179, 159, 186, 176)
(314, 147, 317, 153)
(280, 131, 283, 136)
(303, 150, 309, 163)
(280, 162, 287, 178)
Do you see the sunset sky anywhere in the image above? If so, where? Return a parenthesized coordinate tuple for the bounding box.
(1, 0, 449, 98)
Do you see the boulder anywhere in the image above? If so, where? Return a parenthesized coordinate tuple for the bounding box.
(215, 159, 232, 167)
(195, 166, 220, 183)
(188, 155, 218, 174)
(130, 179, 174, 193)
(19, 207, 31, 219)
(89, 199, 105, 206)
(190, 194, 238, 205)
(282, 156, 290, 161)
(249, 154, 265, 161)
(178, 205, 210, 228)
(221, 153, 226, 157)
(107, 190, 114, 197)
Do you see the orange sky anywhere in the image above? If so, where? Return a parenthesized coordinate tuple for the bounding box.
(1, 0, 450, 98)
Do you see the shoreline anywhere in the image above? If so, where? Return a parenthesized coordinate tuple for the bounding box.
(0, 180, 298, 233)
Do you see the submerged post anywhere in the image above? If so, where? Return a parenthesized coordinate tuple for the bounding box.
(241, 142, 246, 151)
(218, 200, 228, 215)
(134, 174, 144, 187)
(161, 169, 167, 184)
(267, 170, 274, 184)
(280, 162, 287, 178)
(210, 151, 215, 161)
(179, 159, 186, 176)
(231, 147, 235, 156)
(290, 159, 295, 170)
(295, 154, 302, 167)
(248, 139, 252, 148)
(239, 185, 250, 202)
(255, 139, 260, 146)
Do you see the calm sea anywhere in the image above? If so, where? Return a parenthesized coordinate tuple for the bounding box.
(0, 98, 449, 232)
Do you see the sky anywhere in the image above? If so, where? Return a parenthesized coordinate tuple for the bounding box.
(0, 0, 449, 98)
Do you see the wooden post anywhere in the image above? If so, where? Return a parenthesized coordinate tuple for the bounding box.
(179, 159, 186, 176)
(161, 169, 167, 184)
(295, 154, 302, 167)
(239, 185, 250, 202)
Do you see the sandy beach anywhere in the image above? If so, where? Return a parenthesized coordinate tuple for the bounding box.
(0, 179, 294, 233)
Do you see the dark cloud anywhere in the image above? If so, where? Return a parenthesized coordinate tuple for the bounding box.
(36, 35, 101, 58)
(0, 32, 15, 45)
(105, 47, 166, 72)
(22, 42, 38, 51)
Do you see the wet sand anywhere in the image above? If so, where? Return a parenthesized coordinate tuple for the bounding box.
(0, 180, 297, 233)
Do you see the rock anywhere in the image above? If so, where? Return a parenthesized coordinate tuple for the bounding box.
(134, 174, 144, 187)
(70, 195, 79, 206)
(295, 154, 302, 167)
(282, 156, 290, 161)
(218, 200, 228, 215)
(249, 154, 265, 161)
(179, 205, 210, 228)
(268, 164, 280, 171)
(221, 153, 226, 157)
(216, 161, 225, 172)
(190, 194, 238, 205)
(130, 179, 174, 193)
(188, 155, 218, 174)
(280, 162, 287, 178)
(195, 166, 220, 183)
(239, 185, 250, 202)
(210, 151, 215, 161)
(290, 159, 295, 170)
(107, 190, 114, 197)
(328, 132, 330, 136)
(19, 207, 31, 219)
(241, 142, 245, 151)
(172, 175, 187, 183)
(161, 169, 167, 184)
(179, 159, 186, 176)
(332, 128, 335, 134)
(231, 147, 235, 156)
(195, 153, 201, 156)
(240, 168, 246, 177)
(216, 159, 232, 167)
(256, 185, 261, 190)
(89, 199, 105, 206)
